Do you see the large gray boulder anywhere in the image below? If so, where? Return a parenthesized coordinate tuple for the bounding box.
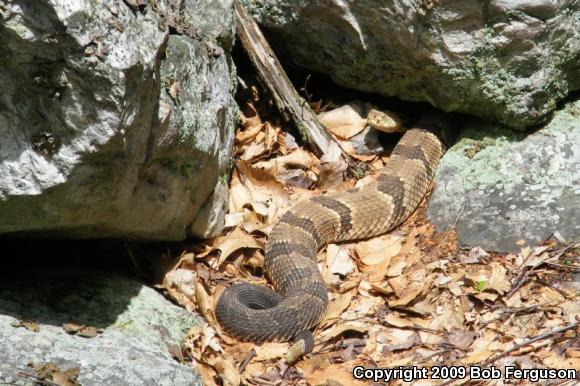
(0, 270, 201, 386)
(0, 0, 237, 240)
(242, 0, 580, 129)
(428, 98, 580, 252)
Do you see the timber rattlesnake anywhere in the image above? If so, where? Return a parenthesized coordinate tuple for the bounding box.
(216, 114, 450, 350)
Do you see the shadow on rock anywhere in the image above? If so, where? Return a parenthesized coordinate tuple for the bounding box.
(0, 268, 141, 329)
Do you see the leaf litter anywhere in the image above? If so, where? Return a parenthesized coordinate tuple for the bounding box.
(158, 84, 579, 386)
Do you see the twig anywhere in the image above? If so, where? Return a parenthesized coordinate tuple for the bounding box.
(233, 1, 351, 162)
(534, 278, 574, 300)
(16, 371, 61, 386)
(478, 303, 550, 327)
(545, 262, 580, 271)
(551, 241, 580, 260)
(300, 74, 313, 104)
(505, 247, 537, 299)
(453, 201, 467, 228)
(482, 322, 579, 366)
(238, 348, 256, 373)
(437, 193, 466, 249)
(507, 240, 579, 299)
(381, 319, 445, 336)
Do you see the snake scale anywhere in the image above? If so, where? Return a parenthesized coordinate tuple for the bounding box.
(216, 115, 450, 348)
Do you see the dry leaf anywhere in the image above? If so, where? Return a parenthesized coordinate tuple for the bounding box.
(11, 319, 40, 332)
(198, 227, 263, 268)
(356, 235, 402, 282)
(461, 246, 489, 264)
(324, 292, 353, 323)
(33, 363, 81, 386)
(254, 148, 319, 176)
(389, 283, 425, 307)
(461, 348, 494, 364)
(388, 276, 408, 297)
(487, 262, 511, 294)
(168, 80, 181, 100)
(299, 361, 367, 386)
(386, 258, 407, 277)
(240, 122, 279, 162)
(319, 323, 368, 342)
(382, 314, 417, 329)
(229, 161, 290, 226)
(355, 235, 402, 266)
(324, 244, 356, 285)
(370, 283, 394, 296)
(460, 331, 500, 364)
(253, 342, 288, 361)
(195, 282, 216, 325)
(62, 322, 98, 338)
(163, 268, 197, 311)
(212, 358, 241, 386)
(380, 329, 419, 351)
(237, 104, 262, 143)
(318, 104, 366, 139)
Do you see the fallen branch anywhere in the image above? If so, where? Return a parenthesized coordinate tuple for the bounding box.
(482, 322, 579, 366)
(478, 303, 550, 328)
(233, 1, 350, 163)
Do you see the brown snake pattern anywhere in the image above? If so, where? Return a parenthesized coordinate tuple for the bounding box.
(216, 116, 449, 344)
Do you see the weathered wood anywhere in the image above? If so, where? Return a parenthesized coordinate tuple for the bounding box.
(234, 1, 349, 162)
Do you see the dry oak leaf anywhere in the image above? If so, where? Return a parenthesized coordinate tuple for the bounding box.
(229, 161, 290, 225)
(388, 282, 425, 307)
(187, 323, 223, 359)
(466, 246, 490, 262)
(379, 329, 420, 352)
(318, 104, 367, 139)
(355, 235, 403, 282)
(237, 104, 262, 144)
(323, 291, 354, 324)
(254, 147, 319, 177)
(240, 122, 279, 162)
(198, 227, 263, 268)
(487, 262, 511, 294)
(460, 331, 501, 364)
(211, 358, 241, 386)
(318, 322, 369, 343)
(253, 342, 289, 361)
(355, 234, 403, 266)
(447, 330, 477, 351)
(162, 268, 197, 311)
(195, 281, 217, 325)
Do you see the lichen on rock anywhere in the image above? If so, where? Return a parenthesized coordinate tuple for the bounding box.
(0, 0, 237, 240)
(429, 97, 580, 252)
(0, 270, 202, 386)
(241, 0, 580, 129)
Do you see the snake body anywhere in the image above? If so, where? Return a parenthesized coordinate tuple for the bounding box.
(216, 117, 449, 343)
